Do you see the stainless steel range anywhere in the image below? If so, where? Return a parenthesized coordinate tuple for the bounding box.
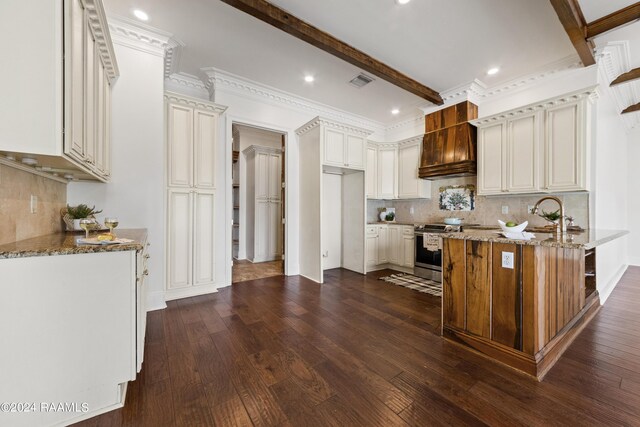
(414, 224, 464, 283)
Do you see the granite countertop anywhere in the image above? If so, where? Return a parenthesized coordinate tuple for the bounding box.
(437, 228, 628, 249)
(0, 229, 148, 259)
(368, 222, 415, 226)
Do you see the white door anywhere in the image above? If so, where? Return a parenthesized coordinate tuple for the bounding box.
(167, 104, 193, 187)
(403, 235, 415, 267)
(377, 147, 397, 199)
(388, 225, 401, 265)
(398, 143, 426, 198)
(193, 191, 215, 286)
(269, 201, 282, 259)
(478, 122, 506, 195)
(507, 113, 540, 193)
(94, 55, 106, 176)
(193, 110, 217, 189)
(167, 190, 192, 289)
(545, 101, 585, 191)
(64, 0, 86, 162)
(268, 153, 281, 200)
(346, 135, 365, 169)
(366, 234, 378, 269)
(324, 128, 345, 166)
(255, 152, 270, 200)
(366, 146, 377, 198)
(377, 226, 388, 264)
(322, 173, 342, 270)
(84, 20, 96, 167)
(255, 200, 270, 262)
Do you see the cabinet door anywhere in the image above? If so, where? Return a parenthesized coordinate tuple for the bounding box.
(94, 54, 106, 176)
(403, 234, 415, 268)
(84, 18, 96, 167)
(507, 113, 540, 193)
(377, 147, 397, 199)
(478, 122, 506, 195)
(194, 110, 217, 189)
(366, 145, 377, 198)
(193, 191, 215, 286)
(64, 0, 86, 161)
(545, 101, 586, 191)
(388, 225, 401, 265)
(346, 135, 365, 169)
(167, 104, 193, 187)
(255, 152, 270, 200)
(269, 201, 282, 258)
(167, 190, 192, 289)
(366, 234, 378, 268)
(324, 128, 345, 166)
(268, 153, 282, 200)
(397, 142, 430, 198)
(103, 77, 112, 178)
(255, 200, 270, 261)
(377, 226, 388, 264)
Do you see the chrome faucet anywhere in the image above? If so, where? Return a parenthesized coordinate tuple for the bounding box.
(531, 196, 566, 235)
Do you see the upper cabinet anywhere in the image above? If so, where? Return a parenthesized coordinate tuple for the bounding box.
(0, 0, 119, 182)
(322, 126, 367, 170)
(475, 89, 595, 195)
(367, 136, 431, 200)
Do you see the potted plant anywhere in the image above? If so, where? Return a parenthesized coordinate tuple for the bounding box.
(64, 204, 103, 231)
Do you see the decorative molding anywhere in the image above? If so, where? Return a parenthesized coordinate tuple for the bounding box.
(242, 145, 282, 156)
(396, 135, 424, 147)
(472, 86, 598, 126)
(164, 73, 209, 99)
(199, 68, 218, 102)
(107, 16, 172, 57)
(595, 41, 640, 130)
(164, 38, 185, 77)
(295, 116, 374, 137)
(85, 0, 119, 80)
(164, 91, 228, 114)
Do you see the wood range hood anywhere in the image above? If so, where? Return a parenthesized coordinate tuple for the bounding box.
(419, 101, 478, 180)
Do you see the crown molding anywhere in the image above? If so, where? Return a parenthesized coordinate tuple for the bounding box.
(85, 0, 119, 80)
(164, 72, 209, 99)
(242, 145, 282, 156)
(199, 68, 218, 102)
(295, 116, 374, 137)
(107, 16, 172, 57)
(164, 91, 228, 114)
(164, 38, 185, 78)
(596, 41, 640, 131)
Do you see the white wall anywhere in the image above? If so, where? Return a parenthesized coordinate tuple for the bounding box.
(629, 128, 640, 266)
(322, 173, 342, 270)
(67, 41, 166, 311)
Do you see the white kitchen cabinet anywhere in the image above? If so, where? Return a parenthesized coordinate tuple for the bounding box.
(475, 90, 594, 195)
(322, 126, 366, 170)
(388, 225, 402, 265)
(402, 228, 415, 268)
(366, 144, 378, 198)
(165, 93, 226, 300)
(0, 0, 118, 182)
(377, 145, 398, 199)
(398, 139, 431, 199)
(377, 225, 389, 264)
(366, 224, 415, 272)
(244, 145, 282, 263)
(365, 226, 378, 269)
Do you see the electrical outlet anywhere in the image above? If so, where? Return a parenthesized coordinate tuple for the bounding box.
(528, 205, 535, 214)
(30, 195, 37, 214)
(502, 251, 514, 269)
(410, 206, 414, 215)
(501, 205, 509, 214)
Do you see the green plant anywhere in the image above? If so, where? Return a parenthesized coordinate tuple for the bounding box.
(66, 204, 102, 219)
(385, 212, 395, 221)
(540, 209, 561, 222)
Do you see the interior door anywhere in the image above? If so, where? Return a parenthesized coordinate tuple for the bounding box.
(168, 190, 192, 289)
(193, 191, 215, 286)
(255, 199, 270, 261)
(322, 173, 342, 270)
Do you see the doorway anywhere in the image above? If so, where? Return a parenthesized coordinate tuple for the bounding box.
(231, 123, 285, 283)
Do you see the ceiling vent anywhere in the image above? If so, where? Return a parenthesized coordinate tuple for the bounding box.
(349, 73, 374, 88)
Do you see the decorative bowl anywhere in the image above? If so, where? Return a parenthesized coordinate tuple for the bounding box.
(498, 220, 528, 233)
(444, 218, 462, 225)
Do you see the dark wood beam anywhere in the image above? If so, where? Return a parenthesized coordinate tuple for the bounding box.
(586, 2, 640, 39)
(549, 0, 596, 66)
(611, 67, 640, 86)
(622, 102, 640, 114)
(219, 0, 444, 105)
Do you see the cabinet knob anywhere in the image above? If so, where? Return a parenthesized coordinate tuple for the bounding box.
(143, 269, 149, 276)
(144, 254, 150, 259)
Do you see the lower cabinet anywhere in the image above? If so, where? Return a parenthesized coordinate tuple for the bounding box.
(366, 224, 414, 271)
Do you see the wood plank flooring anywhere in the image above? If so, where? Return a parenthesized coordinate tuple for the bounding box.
(76, 266, 640, 426)
(232, 260, 283, 283)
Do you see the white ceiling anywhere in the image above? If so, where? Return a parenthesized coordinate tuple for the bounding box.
(103, 0, 578, 124)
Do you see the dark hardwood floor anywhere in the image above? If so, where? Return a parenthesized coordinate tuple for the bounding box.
(76, 266, 640, 426)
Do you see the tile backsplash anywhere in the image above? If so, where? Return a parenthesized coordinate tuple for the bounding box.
(368, 176, 589, 228)
(0, 164, 67, 245)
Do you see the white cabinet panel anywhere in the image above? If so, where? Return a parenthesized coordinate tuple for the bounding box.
(398, 142, 430, 199)
(269, 201, 282, 257)
(377, 225, 389, 264)
(507, 113, 540, 193)
(84, 20, 96, 166)
(168, 190, 192, 289)
(366, 145, 377, 198)
(65, 0, 86, 162)
(377, 147, 397, 199)
(194, 110, 217, 189)
(545, 101, 585, 191)
(193, 192, 215, 286)
(324, 129, 345, 166)
(388, 225, 401, 265)
(255, 200, 270, 260)
(167, 104, 193, 188)
(346, 135, 365, 169)
(478, 122, 506, 195)
(269, 153, 282, 200)
(403, 234, 415, 268)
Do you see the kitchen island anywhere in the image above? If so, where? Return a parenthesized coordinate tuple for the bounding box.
(0, 229, 149, 426)
(440, 228, 628, 379)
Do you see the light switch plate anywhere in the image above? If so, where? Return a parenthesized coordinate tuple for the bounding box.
(502, 251, 514, 269)
(501, 205, 509, 214)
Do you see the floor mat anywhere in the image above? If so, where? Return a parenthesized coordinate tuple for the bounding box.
(378, 273, 442, 297)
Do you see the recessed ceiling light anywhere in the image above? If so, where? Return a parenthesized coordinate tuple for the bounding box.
(304, 75, 315, 83)
(133, 9, 149, 21)
(391, 109, 400, 115)
(396, 0, 411, 4)
(487, 67, 500, 75)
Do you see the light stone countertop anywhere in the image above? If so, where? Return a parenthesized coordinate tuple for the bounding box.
(0, 229, 147, 259)
(367, 222, 416, 226)
(438, 228, 628, 249)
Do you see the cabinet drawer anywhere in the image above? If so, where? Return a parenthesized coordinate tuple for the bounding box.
(366, 226, 378, 235)
(403, 226, 414, 235)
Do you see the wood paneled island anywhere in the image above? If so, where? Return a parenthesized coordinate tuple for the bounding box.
(440, 229, 627, 379)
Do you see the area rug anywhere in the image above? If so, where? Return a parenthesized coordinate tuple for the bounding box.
(378, 273, 442, 297)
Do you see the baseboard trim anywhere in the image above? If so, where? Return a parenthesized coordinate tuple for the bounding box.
(164, 284, 219, 301)
(146, 290, 167, 312)
(629, 257, 640, 267)
(598, 264, 629, 304)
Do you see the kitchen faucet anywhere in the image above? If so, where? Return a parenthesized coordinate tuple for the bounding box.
(531, 196, 566, 235)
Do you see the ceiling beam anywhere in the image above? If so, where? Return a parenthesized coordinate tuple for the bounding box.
(622, 102, 640, 114)
(218, 0, 444, 105)
(611, 67, 640, 86)
(586, 2, 640, 39)
(549, 0, 596, 66)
